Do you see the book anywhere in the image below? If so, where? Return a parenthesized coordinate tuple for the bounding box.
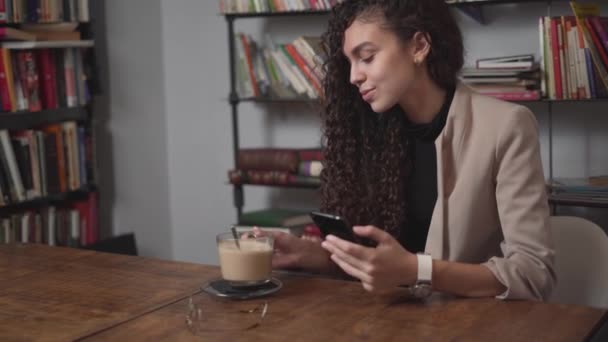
(42, 130, 61, 194)
(550, 178, 608, 195)
(0, 137, 16, 203)
(539, 17, 547, 97)
(239, 208, 313, 228)
(37, 49, 58, 110)
(22, 30, 81, 42)
(293, 36, 325, 83)
(0, 129, 25, 202)
(1, 48, 16, 111)
(240, 34, 260, 98)
(284, 43, 322, 97)
(72, 191, 98, 245)
(16, 50, 42, 112)
(477, 90, 541, 101)
(10, 133, 34, 199)
(0, 151, 10, 204)
(232, 225, 294, 235)
(0, 28, 36, 41)
(468, 83, 536, 93)
(570, 2, 608, 93)
(589, 175, 608, 186)
(476, 54, 536, 69)
(461, 67, 540, 77)
(21, 23, 79, 33)
(228, 169, 321, 187)
(237, 148, 323, 172)
(551, 18, 564, 99)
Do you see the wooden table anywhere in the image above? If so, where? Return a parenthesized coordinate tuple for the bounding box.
(1, 244, 606, 341)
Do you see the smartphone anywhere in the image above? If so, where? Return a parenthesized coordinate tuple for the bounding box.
(309, 211, 356, 242)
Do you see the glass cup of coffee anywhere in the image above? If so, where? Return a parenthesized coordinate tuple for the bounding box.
(216, 232, 274, 287)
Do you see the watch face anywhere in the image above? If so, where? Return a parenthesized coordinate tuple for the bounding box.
(413, 284, 432, 298)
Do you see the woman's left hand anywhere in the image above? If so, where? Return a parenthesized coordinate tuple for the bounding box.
(321, 225, 418, 293)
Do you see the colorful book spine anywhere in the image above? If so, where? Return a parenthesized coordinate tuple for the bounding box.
(240, 34, 260, 97)
(0, 49, 12, 111)
(551, 18, 563, 99)
(590, 16, 608, 55)
(284, 43, 322, 97)
(584, 18, 608, 76)
(0, 0, 6, 23)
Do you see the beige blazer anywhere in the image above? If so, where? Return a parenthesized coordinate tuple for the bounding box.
(425, 82, 556, 301)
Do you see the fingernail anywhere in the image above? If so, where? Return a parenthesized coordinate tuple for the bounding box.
(325, 235, 335, 242)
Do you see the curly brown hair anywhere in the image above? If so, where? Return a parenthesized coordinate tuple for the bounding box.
(319, 0, 463, 243)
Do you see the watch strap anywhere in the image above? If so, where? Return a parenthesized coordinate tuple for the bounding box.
(416, 253, 433, 284)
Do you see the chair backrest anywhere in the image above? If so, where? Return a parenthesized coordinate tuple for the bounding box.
(549, 216, 608, 308)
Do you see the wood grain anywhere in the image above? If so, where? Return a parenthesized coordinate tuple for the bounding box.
(86, 273, 607, 342)
(1, 244, 605, 342)
(0, 244, 218, 341)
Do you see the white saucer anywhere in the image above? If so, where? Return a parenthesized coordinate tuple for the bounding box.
(202, 278, 283, 300)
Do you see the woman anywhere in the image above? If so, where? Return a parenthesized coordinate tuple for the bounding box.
(261, 0, 555, 301)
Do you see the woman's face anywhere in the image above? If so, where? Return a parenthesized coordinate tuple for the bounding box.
(343, 17, 418, 113)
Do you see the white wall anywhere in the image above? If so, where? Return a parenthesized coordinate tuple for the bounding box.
(99, 0, 173, 259)
(102, 1, 608, 263)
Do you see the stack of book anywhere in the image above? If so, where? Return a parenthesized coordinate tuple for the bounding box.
(220, 0, 344, 14)
(234, 34, 326, 100)
(228, 148, 323, 187)
(539, 3, 608, 100)
(461, 54, 542, 101)
(234, 207, 315, 236)
(549, 176, 608, 204)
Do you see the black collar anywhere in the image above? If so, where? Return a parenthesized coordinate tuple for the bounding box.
(402, 86, 456, 142)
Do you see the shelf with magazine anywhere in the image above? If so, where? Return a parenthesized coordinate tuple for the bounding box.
(222, 0, 608, 226)
(540, 2, 608, 210)
(0, 0, 101, 248)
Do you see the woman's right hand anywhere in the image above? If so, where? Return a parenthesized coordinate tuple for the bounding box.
(252, 227, 335, 273)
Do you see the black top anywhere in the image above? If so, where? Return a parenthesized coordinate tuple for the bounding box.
(398, 87, 455, 253)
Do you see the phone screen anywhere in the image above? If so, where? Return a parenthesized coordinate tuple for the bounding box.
(309, 211, 356, 242)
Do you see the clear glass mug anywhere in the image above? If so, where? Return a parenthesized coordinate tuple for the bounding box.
(216, 232, 274, 287)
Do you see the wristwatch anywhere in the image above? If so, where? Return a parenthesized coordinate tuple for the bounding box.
(410, 253, 433, 299)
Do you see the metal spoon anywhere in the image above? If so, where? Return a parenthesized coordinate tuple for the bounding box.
(231, 226, 241, 249)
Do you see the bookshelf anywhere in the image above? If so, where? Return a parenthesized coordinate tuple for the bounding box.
(0, 184, 95, 215)
(0, 0, 100, 247)
(222, 1, 608, 222)
(222, 1, 570, 21)
(0, 106, 88, 130)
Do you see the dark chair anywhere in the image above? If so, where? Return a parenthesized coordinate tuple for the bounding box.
(83, 233, 138, 256)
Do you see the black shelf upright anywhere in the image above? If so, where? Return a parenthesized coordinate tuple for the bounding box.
(226, 15, 244, 223)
